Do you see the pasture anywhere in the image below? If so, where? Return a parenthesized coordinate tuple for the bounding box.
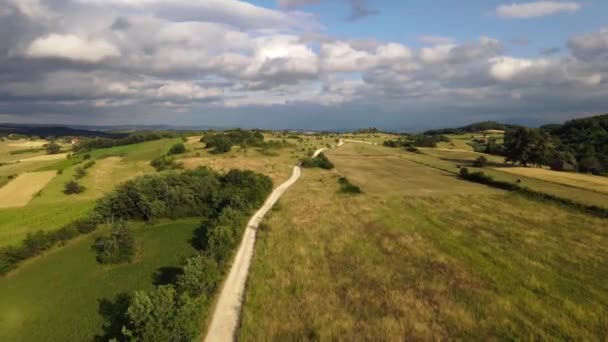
(0, 219, 199, 342)
(240, 142, 608, 340)
(0, 138, 180, 247)
(496, 166, 608, 194)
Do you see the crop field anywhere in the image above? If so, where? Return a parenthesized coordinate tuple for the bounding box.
(496, 167, 608, 194)
(0, 219, 199, 342)
(240, 142, 608, 340)
(18, 153, 68, 162)
(0, 138, 181, 247)
(0, 171, 57, 208)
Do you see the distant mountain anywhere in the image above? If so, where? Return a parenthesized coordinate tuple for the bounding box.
(423, 121, 522, 135)
(0, 124, 127, 138)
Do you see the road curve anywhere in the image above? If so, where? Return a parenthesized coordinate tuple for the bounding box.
(204, 144, 329, 341)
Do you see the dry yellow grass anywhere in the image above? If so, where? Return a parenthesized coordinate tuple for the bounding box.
(7, 141, 48, 148)
(496, 167, 608, 194)
(0, 171, 57, 208)
(19, 153, 68, 162)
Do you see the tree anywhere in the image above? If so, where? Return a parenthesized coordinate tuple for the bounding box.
(176, 254, 220, 297)
(503, 127, 550, 167)
(123, 286, 200, 341)
(46, 142, 61, 155)
(93, 222, 135, 264)
(64, 180, 85, 194)
(473, 156, 488, 167)
(212, 136, 233, 154)
(578, 145, 602, 174)
(169, 143, 187, 155)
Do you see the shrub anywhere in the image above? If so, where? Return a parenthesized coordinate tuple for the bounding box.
(122, 285, 201, 341)
(473, 155, 488, 167)
(83, 160, 96, 169)
(74, 167, 87, 179)
(64, 180, 85, 194)
(93, 222, 135, 264)
(338, 177, 362, 194)
(300, 152, 334, 170)
(406, 146, 421, 153)
(176, 254, 220, 297)
(169, 143, 187, 155)
(150, 155, 183, 172)
(46, 142, 61, 155)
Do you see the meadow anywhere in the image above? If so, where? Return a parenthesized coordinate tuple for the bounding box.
(240, 142, 608, 340)
(1, 132, 607, 341)
(0, 219, 199, 342)
(0, 138, 180, 247)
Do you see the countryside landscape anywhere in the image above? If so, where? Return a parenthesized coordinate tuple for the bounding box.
(1, 114, 607, 341)
(1, 0, 608, 341)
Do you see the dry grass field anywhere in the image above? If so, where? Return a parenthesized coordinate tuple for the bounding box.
(18, 153, 68, 162)
(496, 167, 608, 194)
(240, 142, 608, 340)
(0, 171, 57, 208)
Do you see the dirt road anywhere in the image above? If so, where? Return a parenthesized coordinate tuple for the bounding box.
(204, 143, 340, 341)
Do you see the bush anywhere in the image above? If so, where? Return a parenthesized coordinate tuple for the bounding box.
(169, 143, 187, 155)
(150, 155, 183, 172)
(83, 160, 96, 169)
(123, 285, 201, 342)
(300, 152, 334, 169)
(176, 254, 220, 297)
(338, 177, 362, 194)
(74, 167, 87, 179)
(406, 146, 421, 153)
(93, 222, 135, 264)
(46, 142, 61, 155)
(64, 180, 85, 194)
(473, 156, 488, 167)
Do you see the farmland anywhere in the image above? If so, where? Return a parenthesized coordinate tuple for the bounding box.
(0, 130, 607, 341)
(0, 219, 199, 342)
(240, 142, 608, 340)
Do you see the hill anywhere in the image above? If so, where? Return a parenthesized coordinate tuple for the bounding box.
(0, 124, 126, 139)
(424, 121, 521, 135)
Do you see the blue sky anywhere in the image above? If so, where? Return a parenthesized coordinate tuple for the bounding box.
(0, 0, 607, 130)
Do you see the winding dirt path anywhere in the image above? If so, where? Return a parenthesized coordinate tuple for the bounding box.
(204, 141, 340, 341)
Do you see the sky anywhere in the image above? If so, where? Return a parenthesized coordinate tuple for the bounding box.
(0, 0, 608, 130)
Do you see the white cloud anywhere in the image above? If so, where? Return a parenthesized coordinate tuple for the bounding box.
(156, 82, 223, 101)
(25, 34, 120, 63)
(568, 28, 608, 61)
(75, 0, 316, 29)
(497, 1, 580, 19)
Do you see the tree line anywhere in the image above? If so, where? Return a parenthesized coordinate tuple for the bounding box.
(92, 167, 273, 341)
(74, 132, 180, 152)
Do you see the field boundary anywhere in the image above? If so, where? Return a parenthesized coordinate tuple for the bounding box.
(459, 169, 608, 219)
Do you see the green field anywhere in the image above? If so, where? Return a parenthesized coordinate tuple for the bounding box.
(240, 142, 608, 340)
(0, 219, 199, 342)
(0, 138, 180, 247)
(1, 133, 607, 341)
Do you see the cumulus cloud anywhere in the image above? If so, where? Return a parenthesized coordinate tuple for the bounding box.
(0, 0, 608, 129)
(567, 28, 608, 61)
(497, 1, 580, 19)
(277, 0, 378, 20)
(24, 34, 120, 63)
(156, 82, 223, 101)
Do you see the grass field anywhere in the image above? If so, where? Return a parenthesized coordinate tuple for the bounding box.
(240, 142, 608, 340)
(496, 167, 608, 194)
(0, 171, 57, 208)
(397, 147, 608, 209)
(0, 219, 199, 342)
(0, 138, 181, 247)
